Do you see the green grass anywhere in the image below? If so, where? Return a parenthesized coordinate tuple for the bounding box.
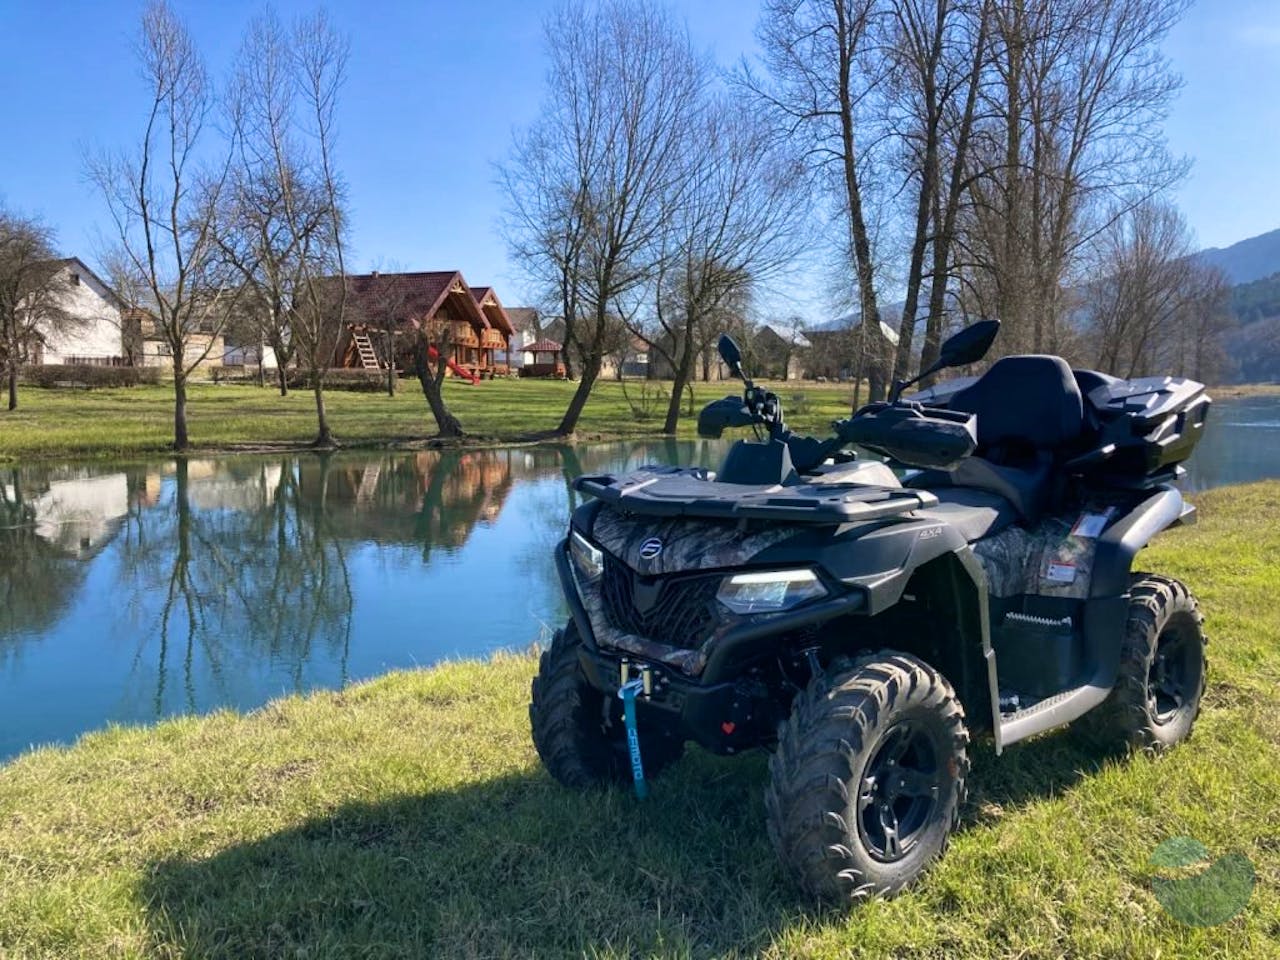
(2, 484, 1280, 958)
(0, 379, 859, 462)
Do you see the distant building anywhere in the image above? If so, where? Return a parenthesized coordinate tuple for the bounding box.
(753, 325, 811, 381)
(505, 307, 539, 369)
(803, 313, 899, 397)
(31, 258, 127, 366)
(121, 305, 225, 373)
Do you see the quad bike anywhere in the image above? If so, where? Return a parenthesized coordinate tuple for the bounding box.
(529, 319, 1211, 903)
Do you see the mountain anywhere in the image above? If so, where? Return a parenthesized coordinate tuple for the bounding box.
(1197, 227, 1280, 286)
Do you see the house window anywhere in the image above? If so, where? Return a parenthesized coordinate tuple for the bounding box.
(70, 273, 81, 285)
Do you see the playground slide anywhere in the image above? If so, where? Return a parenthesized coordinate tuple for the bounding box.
(427, 345, 479, 384)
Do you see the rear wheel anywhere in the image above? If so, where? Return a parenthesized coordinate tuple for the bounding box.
(765, 652, 969, 903)
(1090, 575, 1206, 752)
(529, 622, 683, 788)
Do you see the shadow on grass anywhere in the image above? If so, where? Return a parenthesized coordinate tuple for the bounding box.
(141, 730, 1119, 958)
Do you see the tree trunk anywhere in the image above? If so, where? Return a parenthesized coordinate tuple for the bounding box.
(414, 338, 463, 438)
(7, 362, 17, 411)
(662, 346, 695, 435)
(172, 360, 189, 451)
(313, 381, 333, 446)
(894, 113, 940, 383)
(835, 3, 882, 400)
(556, 355, 601, 436)
(257, 340, 267, 388)
(277, 364, 288, 397)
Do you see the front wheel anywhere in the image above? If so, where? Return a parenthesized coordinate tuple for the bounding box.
(1089, 574, 1207, 753)
(765, 652, 969, 903)
(529, 622, 682, 789)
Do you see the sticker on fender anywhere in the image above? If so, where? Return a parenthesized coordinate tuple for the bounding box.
(1045, 561, 1077, 584)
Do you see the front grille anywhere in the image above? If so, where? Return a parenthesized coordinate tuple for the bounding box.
(600, 555, 720, 649)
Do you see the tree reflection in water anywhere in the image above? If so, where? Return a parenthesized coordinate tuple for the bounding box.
(0, 440, 732, 756)
(114, 457, 357, 716)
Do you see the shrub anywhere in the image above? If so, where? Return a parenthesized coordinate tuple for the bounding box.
(287, 368, 388, 392)
(619, 379, 669, 421)
(20, 364, 161, 388)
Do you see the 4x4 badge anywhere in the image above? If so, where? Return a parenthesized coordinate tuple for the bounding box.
(639, 537, 663, 560)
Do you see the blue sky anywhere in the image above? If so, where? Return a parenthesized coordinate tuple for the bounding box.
(1, 0, 1277, 312)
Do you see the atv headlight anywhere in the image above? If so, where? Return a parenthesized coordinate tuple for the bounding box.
(716, 568, 828, 615)
(568, 529, 604, 583)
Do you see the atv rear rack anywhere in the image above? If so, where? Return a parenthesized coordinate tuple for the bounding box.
(575, 466, 937, 524)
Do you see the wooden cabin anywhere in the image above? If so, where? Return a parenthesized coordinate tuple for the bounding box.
(334, 271, 514, 380)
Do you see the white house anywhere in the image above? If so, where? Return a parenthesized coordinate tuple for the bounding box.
(36, 258, 127, 366)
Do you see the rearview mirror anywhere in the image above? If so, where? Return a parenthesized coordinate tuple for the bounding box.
(717, 334, 744, 379)
(937, 319, 1000, 369)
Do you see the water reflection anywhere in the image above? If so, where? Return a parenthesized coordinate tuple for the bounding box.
(0, 439, 725, 757)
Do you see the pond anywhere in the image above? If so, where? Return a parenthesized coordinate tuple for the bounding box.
(1, 397, 1277, 759)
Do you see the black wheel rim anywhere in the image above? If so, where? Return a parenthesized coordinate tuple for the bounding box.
(855, 720, 942, 863)
(1148, 625, 1197, 725)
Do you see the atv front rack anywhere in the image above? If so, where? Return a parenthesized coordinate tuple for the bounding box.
(575, 466, 937, 524)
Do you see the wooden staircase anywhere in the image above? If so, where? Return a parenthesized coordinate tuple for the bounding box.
(352, 331, 381, 370)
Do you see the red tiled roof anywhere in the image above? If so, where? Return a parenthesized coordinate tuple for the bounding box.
(524, 338, 562, 353)
(344, 271, 459, 322)
(339, 270, 496, 335)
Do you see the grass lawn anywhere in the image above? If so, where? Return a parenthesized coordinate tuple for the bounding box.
(0, 378, 860, 462)
(1, 483, 1278, 958)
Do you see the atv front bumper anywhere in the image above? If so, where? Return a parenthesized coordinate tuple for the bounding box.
(555, 540, 863, 753)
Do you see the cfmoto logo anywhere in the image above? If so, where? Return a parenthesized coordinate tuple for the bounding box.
(639, 537, 663, 560)
(1149, 836, 1255, 926)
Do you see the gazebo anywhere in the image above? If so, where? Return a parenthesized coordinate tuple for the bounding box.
(520, 339, 567, 379)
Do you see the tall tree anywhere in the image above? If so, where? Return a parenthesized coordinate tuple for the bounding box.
(963, 0, 1190, 356)
(1083, 199, 1231, 380)
(223, 8, 349, 438)
(0, 209, 74, 410)
(642, 98, 806, 434)
(87, 0, 238, 450)
(502, 0, 705, 436)
(884, 0, 993, 381)
(747, 0, 888, 401)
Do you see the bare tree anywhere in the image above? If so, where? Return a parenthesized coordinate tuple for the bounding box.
(287, 12, 350, 446)
(87, 1, 239, 450)
(502, 0, 705, 436)
(411, 325, 464, 438)
(1083, 199, 1231, 379)
(0, 209, 75, 410)
(222, 9, 349, 435)
(746, 0, 890, 401)
(883, 0, 993, 380)
(641, 98, 806, 433)
(962, 0, 1190, 357)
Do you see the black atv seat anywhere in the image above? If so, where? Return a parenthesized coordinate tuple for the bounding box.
(910, 355, 1085, 523)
